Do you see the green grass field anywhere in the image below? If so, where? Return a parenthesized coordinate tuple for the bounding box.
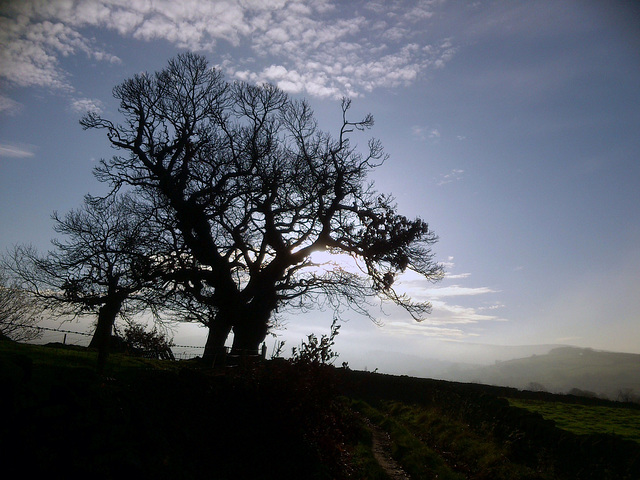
(508, 398, 640, 443)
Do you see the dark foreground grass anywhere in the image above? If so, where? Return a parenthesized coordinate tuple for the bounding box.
(345, 417, 390, 480)
(0, 339, 178, 375)
(0, 340, 363, 479)
(353, 399, 549, 480)
(352, 399, 465, 480)
(508, 398, 640, 443)
(3, 340, 640, 479)
(339, 370, 640, 480)
(385, 400, 549, 480)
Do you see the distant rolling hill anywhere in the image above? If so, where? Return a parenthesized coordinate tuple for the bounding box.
(456, 346, 640, 400)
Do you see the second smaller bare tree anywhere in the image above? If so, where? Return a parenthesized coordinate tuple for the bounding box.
(9, 193, 168, 371)
(0, 265, 43, 342)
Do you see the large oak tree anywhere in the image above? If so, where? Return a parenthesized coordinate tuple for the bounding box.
(82, 53, 443, 362)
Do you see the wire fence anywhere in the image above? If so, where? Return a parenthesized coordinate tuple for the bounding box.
(2, 321, 276, 367)
(1, 321, 207, 360)
(3, 322, 287, 375)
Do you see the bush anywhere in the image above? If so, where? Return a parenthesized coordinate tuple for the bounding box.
(291, 317, 341, 365)
(112, 323, 175, 360)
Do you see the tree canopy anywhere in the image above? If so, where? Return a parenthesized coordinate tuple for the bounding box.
(55, 52, 443, 362)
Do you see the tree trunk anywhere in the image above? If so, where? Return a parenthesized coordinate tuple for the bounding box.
(202, 316, 232, 367)
(230, 307, 270, 356)
(229, 288, 278, 357)
(89, 298, 122, 374)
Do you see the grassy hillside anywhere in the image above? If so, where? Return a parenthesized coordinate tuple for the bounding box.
(2, 340, 639, 479)
(457, 346, 640, 399)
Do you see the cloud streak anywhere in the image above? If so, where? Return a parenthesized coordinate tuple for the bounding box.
(383, 257, 506, 339)
(385, 321, 472, 338)
(0, 95, 21, 115)
(0, 143, 35, 158)
(379, 298, 505, 341)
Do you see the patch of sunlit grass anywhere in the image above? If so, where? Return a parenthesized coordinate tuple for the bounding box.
(507, 398, 640, 443)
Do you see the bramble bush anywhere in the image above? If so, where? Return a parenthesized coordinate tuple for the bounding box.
(290, 317, 341, 365)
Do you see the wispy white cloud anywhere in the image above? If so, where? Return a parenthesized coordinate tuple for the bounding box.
(0, 17, 71, 91)
(412, 125, 441, 141)
(364, 0, 437, 23)
(384, 321, 472, 338)
(0, 0, 456, 100)
(383, 302, 502, 337)
(420, 285, 497, 299)
(445, 272, 472, 279)
(0, 8, 120, 92)
(376, 299, 503, 341)
(0, 95, 22, 115)
(384, 254, 506, 339)
(438, 168, 464, 186)
(441, 255, 456, 270)
(428, 299, 506, 324)
(70, 97, 104, 114)
(0, 142, 36, 158)
(478, 302, 505, 311)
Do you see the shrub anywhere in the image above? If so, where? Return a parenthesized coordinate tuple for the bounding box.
(113, 323, 175, 360)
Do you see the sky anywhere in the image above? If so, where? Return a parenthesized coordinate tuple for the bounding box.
(1, 0, 639, 372)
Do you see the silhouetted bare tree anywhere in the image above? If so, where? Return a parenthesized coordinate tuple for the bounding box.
(81, 53, 443, 363)
(9, 193, 167, 371)
(0, 265, 42, 342)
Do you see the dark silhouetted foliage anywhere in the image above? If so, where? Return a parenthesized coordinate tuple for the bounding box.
(291, 317, 341, 365)
(112, 323, 175, 360)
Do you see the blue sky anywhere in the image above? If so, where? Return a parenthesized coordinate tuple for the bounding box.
(1, 1, 639, 369)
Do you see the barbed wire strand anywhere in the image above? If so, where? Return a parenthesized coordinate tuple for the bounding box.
(0, 321, 205, 349)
